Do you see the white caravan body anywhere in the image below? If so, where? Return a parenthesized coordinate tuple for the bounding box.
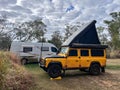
(10, 41, 58, 63)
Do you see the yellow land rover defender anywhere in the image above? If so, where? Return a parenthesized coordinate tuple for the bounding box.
(39, 20, 108, 78)
(39, 44, 108, 78)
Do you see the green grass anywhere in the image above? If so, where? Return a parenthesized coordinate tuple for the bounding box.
(106, 65, 120, 70)
(25, 64, 50, 80)
(25, 64, 40, 71)
(25, 64, 51, 90)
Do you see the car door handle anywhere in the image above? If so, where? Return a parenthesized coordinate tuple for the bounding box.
(87, 60, 90, 62)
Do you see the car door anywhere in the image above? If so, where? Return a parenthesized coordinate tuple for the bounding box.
(80, 49, 90, 67)
(66, 49, 80, 68)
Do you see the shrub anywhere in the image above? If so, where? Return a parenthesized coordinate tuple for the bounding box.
(0, 51, 10, 89)
(0, 51, 35, 90)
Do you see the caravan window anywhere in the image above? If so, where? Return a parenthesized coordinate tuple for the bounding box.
(41, 47, 49, 51)
(23, 47, 33, 52)
(51, 47, 57, 52)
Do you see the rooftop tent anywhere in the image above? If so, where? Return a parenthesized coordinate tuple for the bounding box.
(62, 20, 100, 46)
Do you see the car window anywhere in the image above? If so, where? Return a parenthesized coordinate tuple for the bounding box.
(91, 49, 104, 56)
(51, 47, 57, 52)
(81, 50, 89, 56)
(69, 50, 78, 56)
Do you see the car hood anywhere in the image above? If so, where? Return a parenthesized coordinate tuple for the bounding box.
(46, 55, 65, 58)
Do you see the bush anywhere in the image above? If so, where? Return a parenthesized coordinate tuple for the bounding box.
(0, 51, 35, 90)
(109, 50, 120, 58)
(0, 52, 10, 88)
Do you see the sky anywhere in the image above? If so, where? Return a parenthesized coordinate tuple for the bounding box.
(0, 0, 120, 38)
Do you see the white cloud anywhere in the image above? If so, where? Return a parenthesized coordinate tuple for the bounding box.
(113, 0, 120, 5)
(0, 0, 120, 38)
(10, 5, 32, 14)
(0, 0, 16, 6)
(0, 10, 21, 18)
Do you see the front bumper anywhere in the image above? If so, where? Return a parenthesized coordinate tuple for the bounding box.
(39, 62, 47, 72)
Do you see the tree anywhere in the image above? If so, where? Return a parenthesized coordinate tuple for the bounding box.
(104, 12, 120, 50)
(48, 31, 62, 48)
(14, 19, 47, 42)
(0, 14, 12, 50)
(97, 26, 108, 44)
(0, 32, 11, 50)
(64, 22, 83, 41)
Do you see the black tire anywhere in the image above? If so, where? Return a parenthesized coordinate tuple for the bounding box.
(80, 68, 89, 72)
(101, 67, 105, 73)
(21, 59, 27, 65)
(47, 64, 61, 78)
(89, 64, 100, 75)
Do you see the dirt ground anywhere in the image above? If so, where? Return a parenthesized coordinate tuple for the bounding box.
(26, 59, 120, 90)
(54, 69, 120, 90)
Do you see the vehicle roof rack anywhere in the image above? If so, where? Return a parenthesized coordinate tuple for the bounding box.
(70, 43, 108, 49)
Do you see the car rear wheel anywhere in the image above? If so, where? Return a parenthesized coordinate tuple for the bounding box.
(48, 64, 61, 78)
(89, 64, 100, 75)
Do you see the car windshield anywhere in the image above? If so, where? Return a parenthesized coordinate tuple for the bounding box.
(59, 47, 69, 54)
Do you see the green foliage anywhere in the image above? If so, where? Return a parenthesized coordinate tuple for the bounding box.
(48, 31, 62, 48)
(97, 26, 108, 44)
(64, 22, 83, 41)
(0, 32, 12, 50)
(0, 15, 12, 50)
(104, 12, 120, 50)
(14, 19, 47, 42)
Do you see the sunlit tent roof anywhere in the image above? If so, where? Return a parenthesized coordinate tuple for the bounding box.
(62, 20, 100, 46)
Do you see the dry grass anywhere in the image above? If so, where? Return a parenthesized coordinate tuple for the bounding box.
(107, 59, 120, 66)
(106, 59, 120, 70)
(0, 51, 36, 90)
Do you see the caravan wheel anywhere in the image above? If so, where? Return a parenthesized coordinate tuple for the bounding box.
(21, 59, 27, 65)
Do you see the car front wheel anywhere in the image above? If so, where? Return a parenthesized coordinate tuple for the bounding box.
(47, 64, 61, 78)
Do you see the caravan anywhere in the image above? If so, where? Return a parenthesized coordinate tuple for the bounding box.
(10, 41, 58, 64)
